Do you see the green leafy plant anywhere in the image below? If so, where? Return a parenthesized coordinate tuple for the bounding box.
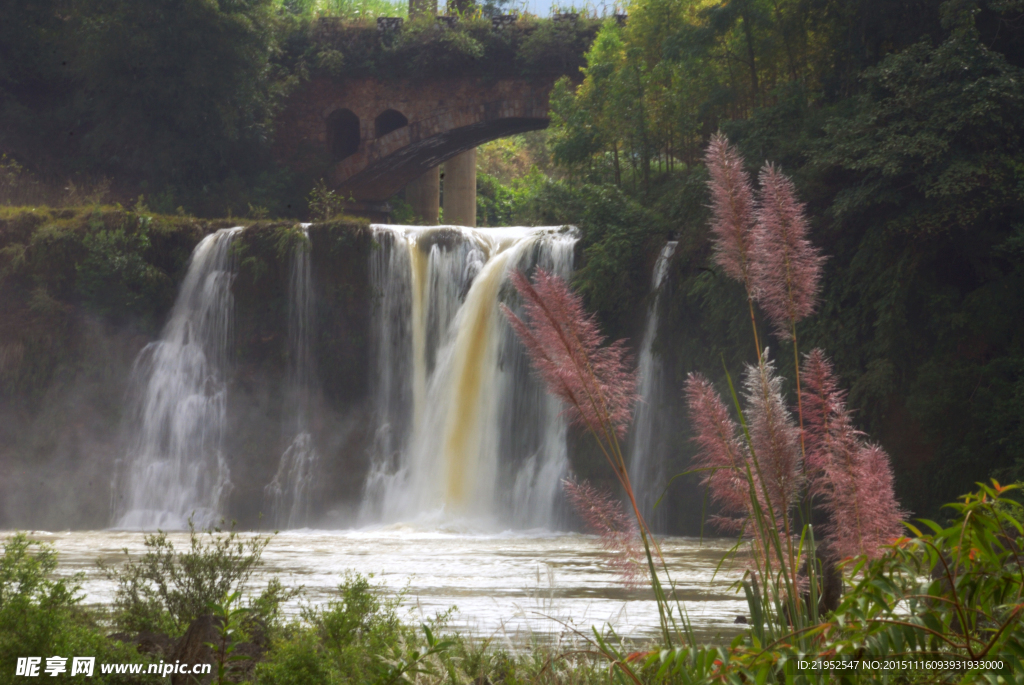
(0, 154, 24, 203)
(75, 211, 167, 323)
(308, 572, 406, 679)
(258, 572, 456, 685)
(314, 0, 408, 21)
(101, 519, 296, 637)
(0, 534, 81, 665)
(625, 482, 1024, 684)
(248, 203, 271, 219)
(1, 534, 159, 684)
(308, 180, 349, 221)
(205, 591, 253, 685)
(379, 624, 456, 685)
(831, 481, 1023, 667)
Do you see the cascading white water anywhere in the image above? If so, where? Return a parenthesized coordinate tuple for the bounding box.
(112, 227, 242, 530)
(361, 225, 577, 527)
(500, 237, 576, 527)
(628, 240, 678, 529)
(265, 226, 319, 528)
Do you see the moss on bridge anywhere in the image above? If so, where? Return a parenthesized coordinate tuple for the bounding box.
(301, 14, 601, 82)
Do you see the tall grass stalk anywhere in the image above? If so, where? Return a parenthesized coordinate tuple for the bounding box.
(703, 133, 761, 358)
(501, 269, 688, 648)
(692, 135, 903, 640)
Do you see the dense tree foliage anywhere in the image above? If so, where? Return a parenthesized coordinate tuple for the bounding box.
(0, 0, 299, 215)
(535, 0, 1024, 520)
(73, 0, 282, 187)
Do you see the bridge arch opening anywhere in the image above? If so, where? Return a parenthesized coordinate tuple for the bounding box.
(375, 109, 408, 138)
(337, 116, 550, 201)
(327, 109, 360, 161)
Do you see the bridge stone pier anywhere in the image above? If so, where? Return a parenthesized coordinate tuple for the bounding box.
(273, 75, 557, 223)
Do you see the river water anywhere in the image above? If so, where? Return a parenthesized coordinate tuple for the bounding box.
(19, 528, 747, 646)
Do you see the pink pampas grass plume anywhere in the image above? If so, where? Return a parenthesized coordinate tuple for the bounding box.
(684, 373, 751, 533)
(501, 269, 639, 440)
(563, 478, 647, 588)
(684, 371, 785, 579)
(800, 349, 862, 487)
(704, 133, 757, 291)
(824, 443, 905, 560)
(752, 164, 825, 340)
(743, 351, 803, 524)
(801, 350, 905, 559)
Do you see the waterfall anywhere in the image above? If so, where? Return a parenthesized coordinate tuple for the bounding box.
(361, 226, 577, 527)
(112, 227, 242, 530)
(265, 226, 319, 528)
(628, 240, 678, 530)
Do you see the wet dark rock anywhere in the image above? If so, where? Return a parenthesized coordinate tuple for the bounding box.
(170, 615, 216, 685)
(136, 631, 175, 657)
(108, 631, 175, 658)
(818, 549, 844, 615)
(168, 614, 270, 685)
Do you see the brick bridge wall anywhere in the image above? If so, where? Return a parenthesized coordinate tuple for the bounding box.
(273, 75, 557, 205)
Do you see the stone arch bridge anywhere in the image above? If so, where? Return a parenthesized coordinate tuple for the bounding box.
(274, 75, 559, 223)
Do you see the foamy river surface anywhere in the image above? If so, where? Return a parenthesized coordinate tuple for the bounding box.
(12, 527, 748, 646)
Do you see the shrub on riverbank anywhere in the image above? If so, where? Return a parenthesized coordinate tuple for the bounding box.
(101, 522, 297, 638)
(0, 534, 159, 684)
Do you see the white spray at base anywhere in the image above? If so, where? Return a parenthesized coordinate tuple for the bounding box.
(112, 228, 242, 530)
(360, 225, 578, 528)
(628, 240, 678, 530)
(265, 225, 320, 528)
